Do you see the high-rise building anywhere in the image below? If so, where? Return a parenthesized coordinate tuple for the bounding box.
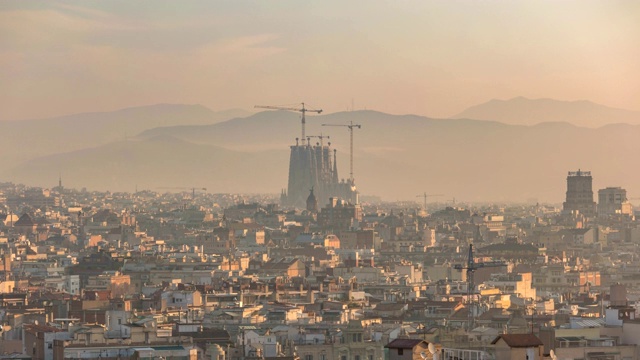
(563, 170, 596, 216)
(281, 141, 358, 208)
(598, 187, 632, 216)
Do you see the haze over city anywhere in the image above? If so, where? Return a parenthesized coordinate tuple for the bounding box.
(1, 1, 639, 203)
(3, 2, 640, 360)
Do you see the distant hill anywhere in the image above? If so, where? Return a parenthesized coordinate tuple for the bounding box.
(453, 97, 640, 128)
(8, 109, 640, 203)
(0, 104, 251, 169)
(10, 135, 287, 194)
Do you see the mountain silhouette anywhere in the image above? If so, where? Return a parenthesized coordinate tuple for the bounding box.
(5, 106, 640, 204)
(453, 97, 640, 128)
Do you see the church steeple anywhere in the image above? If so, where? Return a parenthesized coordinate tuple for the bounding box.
(56, 173, 64, 192)
(306, 187, 318, 213)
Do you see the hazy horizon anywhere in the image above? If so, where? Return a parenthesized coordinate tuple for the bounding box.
(1, 95, 638, 124)
(2, 1, 638, 121)
(2, 1, 638, 203)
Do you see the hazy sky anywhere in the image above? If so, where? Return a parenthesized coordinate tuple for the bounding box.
(1, 1, 638, 121)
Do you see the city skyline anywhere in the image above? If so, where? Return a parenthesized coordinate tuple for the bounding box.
(3, 2, 640, 358)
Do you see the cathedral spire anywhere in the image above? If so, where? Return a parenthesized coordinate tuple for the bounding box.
(333, 149, 339, 183)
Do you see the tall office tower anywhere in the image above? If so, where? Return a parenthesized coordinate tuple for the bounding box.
(281, 141, 358, 208)
(563, 170, 596, 216)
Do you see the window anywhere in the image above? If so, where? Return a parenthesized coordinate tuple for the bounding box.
(398, 349, 404, 355)
(304, 355, 313, 360)
(118, 319, 122, 325)
(341, 356, 347, 360)
(355, 356, 360, 360)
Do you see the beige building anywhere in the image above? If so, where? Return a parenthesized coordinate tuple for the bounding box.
(85, 271, 132, 298)
(492, 334, 543, 360)
(396, 263, 424, 284)
(294, 320, 384, 360)
(598, 187, 633, 216)
(385, 338, 432, 360)
(485, 272, 536, 301)
(47, 318, 195, 360)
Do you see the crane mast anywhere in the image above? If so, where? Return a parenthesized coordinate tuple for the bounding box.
(454, 244, 506, 330)
(322, 121, 361, 183)
(254, 102, 323, 145)
(416, 193, 444, 211)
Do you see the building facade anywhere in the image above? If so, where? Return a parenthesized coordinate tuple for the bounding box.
(598, 186, 633, 216)
(563, 170, 596, 216)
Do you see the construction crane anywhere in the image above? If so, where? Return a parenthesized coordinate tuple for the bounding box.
(416, 193, 444, 210)
(254, 103, 322, 144)
(157, 187, 207, 200)
(454, 244, 506, 330)
(322, 121, 361, 183)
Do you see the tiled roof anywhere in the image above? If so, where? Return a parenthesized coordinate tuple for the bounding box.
(262, 258, 299, 270)
(374, 303, 407, 311)
(385, 338, 426, 349)
(23, 324, 65, 334)
(14, 213, 34, 226)
(491, 333, 543, 348)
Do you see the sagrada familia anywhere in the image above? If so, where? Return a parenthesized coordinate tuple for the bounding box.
(280, 139, 358, 209)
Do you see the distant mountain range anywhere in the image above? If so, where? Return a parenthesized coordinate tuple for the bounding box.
(3, 100, 640, 203)
(453, 97, 640, 128)
(0, 104, 250, 169)
(5, 100, 640, 203)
